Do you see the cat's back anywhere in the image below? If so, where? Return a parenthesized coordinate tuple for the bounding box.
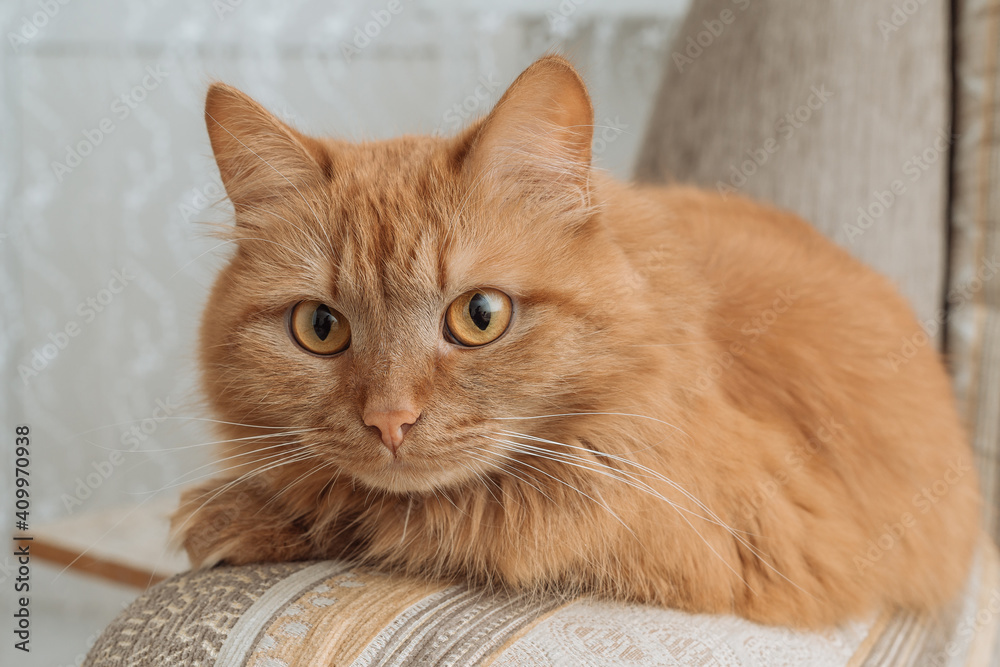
(621, 183, 958, 414)
(623, 184, 924, 349)
(612, 182, 979, 620)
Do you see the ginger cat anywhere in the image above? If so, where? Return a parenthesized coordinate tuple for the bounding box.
(172, 55, 980, 628)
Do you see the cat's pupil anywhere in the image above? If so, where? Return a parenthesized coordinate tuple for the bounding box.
(469, 293, 492, 331)
(312, 305, 335, 340)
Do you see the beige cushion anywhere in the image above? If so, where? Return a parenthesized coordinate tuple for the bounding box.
(634, 0, 950, 330)
(83, 538, 1000, 666)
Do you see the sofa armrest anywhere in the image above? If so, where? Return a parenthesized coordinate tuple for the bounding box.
(84, 538, 1000, 666)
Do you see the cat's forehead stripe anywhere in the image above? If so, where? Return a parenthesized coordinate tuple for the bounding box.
(315, 139, 461, 300)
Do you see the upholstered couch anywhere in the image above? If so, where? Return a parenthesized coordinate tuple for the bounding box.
(82, 541, 1000, 665)
(85, 1, 1000, 664)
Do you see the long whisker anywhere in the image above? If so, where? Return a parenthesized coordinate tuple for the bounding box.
(490, 412, 689, 440)
(56, 446, 312, 585)
(165, 449, 322, 572)
(69, 417, 324, 438)
(84, 428, 321, 454)
(187, 452, 317, 512)
(501, 430, 764, 544)
(486, 437, 736, 533)
(486, 437, 753, 594)
(399, 497, 413, 546)
(473, 445, 651, 580)
(459, 461, 504, 507)
(479, 441, 635, 538)
(498, 431, 814, 601)
(258, 456, 339, 515)
(139, 442, 314, 495)
(466, 452, 553, 504)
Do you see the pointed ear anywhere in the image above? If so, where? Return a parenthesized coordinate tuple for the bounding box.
(205, 83, 329, 215)
(463, 56, 593, 200)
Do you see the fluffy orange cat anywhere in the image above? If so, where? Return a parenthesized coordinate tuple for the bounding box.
(172, 55, 980, 628)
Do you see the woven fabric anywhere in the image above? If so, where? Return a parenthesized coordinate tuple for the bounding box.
(83, 561, 315, 666)
(949, 0, 1000, 543)
(84, 539, 1000, 667)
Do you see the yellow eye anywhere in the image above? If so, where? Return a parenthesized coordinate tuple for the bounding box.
(289, 301, 351, 355)
(445, 288, 513, 347)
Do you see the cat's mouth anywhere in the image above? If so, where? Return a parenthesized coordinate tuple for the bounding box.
(350, 456, 470, 495)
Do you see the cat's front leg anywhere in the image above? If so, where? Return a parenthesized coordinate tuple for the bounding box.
(171, 475, 320, 568)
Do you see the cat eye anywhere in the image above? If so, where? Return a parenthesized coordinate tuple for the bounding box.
(445, 288, 513, 347)
(288, 300, 351, 356)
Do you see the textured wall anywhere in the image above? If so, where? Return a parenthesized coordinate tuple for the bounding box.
(0, 1, 686, 664)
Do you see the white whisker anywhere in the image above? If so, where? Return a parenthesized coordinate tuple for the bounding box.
(498, 430, 814, 600)
(490, 412, 689, 440)
(138, 442, 315, 495)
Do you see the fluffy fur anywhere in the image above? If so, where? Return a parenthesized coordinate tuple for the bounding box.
(172, 56, 980, 628)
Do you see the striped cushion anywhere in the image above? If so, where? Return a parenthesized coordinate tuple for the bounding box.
(85, 537, 1000, 666)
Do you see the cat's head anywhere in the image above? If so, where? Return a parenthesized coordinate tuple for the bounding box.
(200, 56, 669, 494)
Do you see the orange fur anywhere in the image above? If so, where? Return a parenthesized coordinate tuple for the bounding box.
(172, 56, 980, 628)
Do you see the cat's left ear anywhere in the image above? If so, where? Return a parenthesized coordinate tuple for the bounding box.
(204, 83, 329, 218)
(461, 55, 593, 203)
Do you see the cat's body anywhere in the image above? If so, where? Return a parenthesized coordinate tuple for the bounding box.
(173, 56, 979, 629)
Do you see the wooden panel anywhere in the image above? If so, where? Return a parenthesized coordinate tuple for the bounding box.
(27, 498, 188, 590)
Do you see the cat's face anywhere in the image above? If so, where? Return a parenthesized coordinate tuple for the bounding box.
(201, 58, 649, 494)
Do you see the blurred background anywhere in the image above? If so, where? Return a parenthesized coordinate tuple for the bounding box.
(0, 1, 688, 664)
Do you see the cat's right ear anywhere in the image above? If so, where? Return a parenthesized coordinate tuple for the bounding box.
(458, 56, 594, 213)
(205, 83, 329, 216)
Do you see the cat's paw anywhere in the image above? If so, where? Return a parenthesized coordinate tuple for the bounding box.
(171, 477, 317, 568)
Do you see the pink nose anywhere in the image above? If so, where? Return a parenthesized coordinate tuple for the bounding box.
(364, 408, 420, 454)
